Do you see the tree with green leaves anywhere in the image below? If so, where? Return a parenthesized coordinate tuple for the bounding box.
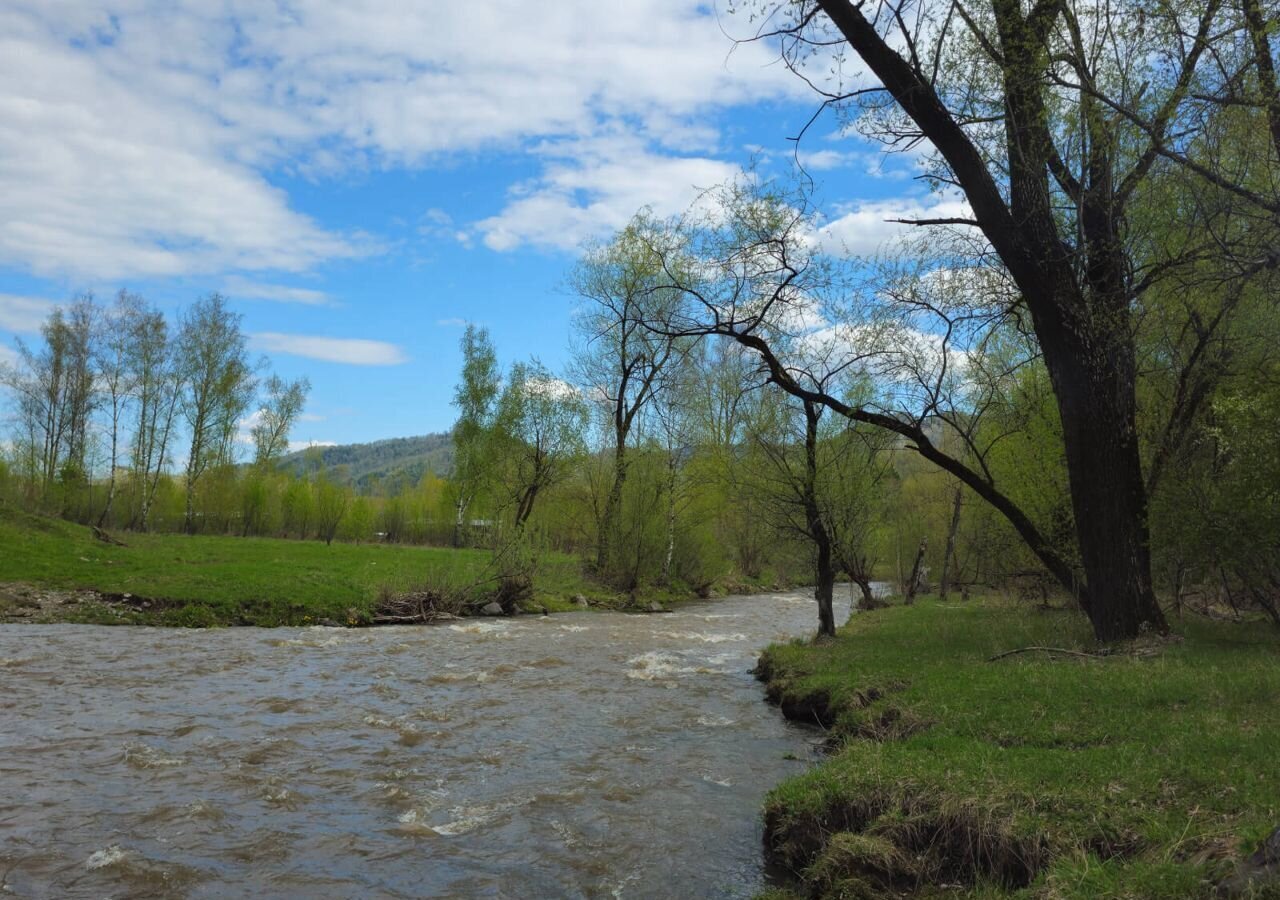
(178, 294, 256, 534)
(570, 218, 687, 575)
(492, 361, 589, 531)
(449, 324, 500, 546)
(252, 374, 311, 468)
(672, 0, 1280, 640)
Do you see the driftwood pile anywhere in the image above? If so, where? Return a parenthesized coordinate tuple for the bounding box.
(370, 589, 463, 625)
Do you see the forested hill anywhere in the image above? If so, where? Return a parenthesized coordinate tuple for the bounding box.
(276, 433, 454, 493)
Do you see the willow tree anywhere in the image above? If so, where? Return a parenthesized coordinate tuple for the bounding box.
(570, 219, 687, 576)
(492, 362, 589, 531)
(663, 0, 1280, 640)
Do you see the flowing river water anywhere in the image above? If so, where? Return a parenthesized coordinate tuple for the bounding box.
(0, 588, 854, 899)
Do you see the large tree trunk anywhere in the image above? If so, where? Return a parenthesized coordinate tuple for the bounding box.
(1046, 331, 1168, 640)
(815, 539, 836, 638)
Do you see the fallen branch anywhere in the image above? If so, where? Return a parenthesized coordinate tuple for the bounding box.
(91, 525, 127, 547)
(988, 645, 1108, 662)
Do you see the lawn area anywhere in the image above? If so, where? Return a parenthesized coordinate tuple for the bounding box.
(756, 598, 1280, 899)
(0, 508, 600, 626)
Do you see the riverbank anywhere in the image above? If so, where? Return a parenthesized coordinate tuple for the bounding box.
(755, 599, 1280, 899)
(0, 508, 768, 626)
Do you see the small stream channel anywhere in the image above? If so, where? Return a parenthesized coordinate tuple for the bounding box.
(0, 588, 855, 899)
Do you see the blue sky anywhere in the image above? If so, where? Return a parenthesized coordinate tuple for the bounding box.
(0, 1, 949, 447)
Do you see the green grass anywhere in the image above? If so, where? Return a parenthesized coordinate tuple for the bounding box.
(757, 598, 1280, 899)
(0, 507, 606, 626)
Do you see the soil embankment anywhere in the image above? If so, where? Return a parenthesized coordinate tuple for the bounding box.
(754, 600, 1280, 899)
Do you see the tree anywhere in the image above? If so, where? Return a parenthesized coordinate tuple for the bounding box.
(449, 325, 500, 546)
(3, 297, 97, 507)
(746, 359, 891, 634)
(128, 301, 182, 531)
(177, 294, 255, 534)
(94, 291, 143, 527)
(492, 361, 589, 531)
(570, 219, 687, 574)
(314, 472, 350, 546)
(252, 374, 311, 467)
(651, 0, 1280, 639)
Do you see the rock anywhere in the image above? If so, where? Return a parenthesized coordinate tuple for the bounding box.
(480, 602, 504, 617)
(647, 601, 665, 613)
(1217, 825, 1280, 897)
(571, 594, 589, 607)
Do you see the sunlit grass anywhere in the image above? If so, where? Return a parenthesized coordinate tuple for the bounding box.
(0, 507, 593, 625)
(759, 599, 1280, 898)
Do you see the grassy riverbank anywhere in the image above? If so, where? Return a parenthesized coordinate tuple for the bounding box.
(0, 508, 678, 626)
(756, 599, 1280, 899)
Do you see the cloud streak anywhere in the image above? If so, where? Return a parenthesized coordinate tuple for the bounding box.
(223, 277, 337, 307)
(250, 332, 409, 366)
(0, 293, 57, 333)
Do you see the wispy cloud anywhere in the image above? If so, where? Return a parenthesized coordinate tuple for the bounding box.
(0, 293, 57, 333)
(436, 317, 468, 327)
(818, 197, 973, 258)
(224, 276, 337, 307)
(250, 332, 409, 366)
(476, 135, 739, 252)
(0, 343, 20, 368)
(797, 149, 854, 171)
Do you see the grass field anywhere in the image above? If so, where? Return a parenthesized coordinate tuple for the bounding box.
(0, 508, 605, 626)
(756, 599, 1280, 899)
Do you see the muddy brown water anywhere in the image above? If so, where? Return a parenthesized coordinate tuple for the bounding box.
(0, 589, 855, 899)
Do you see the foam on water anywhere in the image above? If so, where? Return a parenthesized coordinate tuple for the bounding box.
(625, 650, 720, 681)
(122, 742, 185, 769)
(656, 630, 748, 644)
(85, 846, 129, 869)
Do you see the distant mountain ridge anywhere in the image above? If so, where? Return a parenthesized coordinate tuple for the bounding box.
(278, 433, 454, 493)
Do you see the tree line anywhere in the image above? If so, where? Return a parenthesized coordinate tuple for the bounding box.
(0, 291, 310, 535)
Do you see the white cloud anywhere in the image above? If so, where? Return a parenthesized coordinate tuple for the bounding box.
(0, 293, 57, 333)
(288, 440, 337, 452)
(223, 276, 336, 307)
(250, 332, 408, 366)
(436, 317, 468, 328)
(797, 149, 854, 171)
(524, 375, 580, 401)
(0, 2, 803, 280)
(818, 197, 973, 258)
(0, 343, 19, 368)
(477, 136, 740, 252)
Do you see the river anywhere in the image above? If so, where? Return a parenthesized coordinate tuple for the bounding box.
(0, 588, 853, 899)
